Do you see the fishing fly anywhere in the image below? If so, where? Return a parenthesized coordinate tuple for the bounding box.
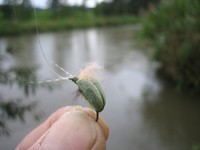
(69, 63, 105, 121)
(32, 1, 105, 122)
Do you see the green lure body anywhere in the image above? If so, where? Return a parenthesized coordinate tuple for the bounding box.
(69, 76, 105, 121)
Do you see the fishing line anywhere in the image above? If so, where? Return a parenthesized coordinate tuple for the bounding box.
(50, 61, 73, 77)
(33, 0, 73, 80)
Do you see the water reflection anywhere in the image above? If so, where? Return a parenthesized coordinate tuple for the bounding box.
(0, 47, 43, 136)
(0, 100, 36, 136)
(141, 86, 200, 150)
(104, 49, 162, 149)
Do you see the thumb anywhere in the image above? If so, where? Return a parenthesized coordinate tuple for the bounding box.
(29, 110, 107, 150)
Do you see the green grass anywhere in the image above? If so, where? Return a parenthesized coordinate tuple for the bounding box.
(0, 15, 140, 36)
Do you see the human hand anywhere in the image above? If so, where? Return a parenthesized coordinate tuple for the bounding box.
(16, 106, 109, 150)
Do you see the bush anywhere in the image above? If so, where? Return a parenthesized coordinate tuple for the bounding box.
(142, 0, 200, 92)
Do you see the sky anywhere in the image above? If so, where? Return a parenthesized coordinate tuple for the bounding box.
(0, 0, 105, 8)
(32, 0, 105, 8)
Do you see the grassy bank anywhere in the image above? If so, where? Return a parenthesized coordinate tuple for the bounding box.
(141, 0, 200, 94)
(0, 15, 139, 36)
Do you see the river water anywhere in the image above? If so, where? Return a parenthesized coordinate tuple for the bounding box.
(0, 25, 200, 150)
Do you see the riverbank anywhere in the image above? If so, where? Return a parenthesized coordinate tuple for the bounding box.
(0, 15, 139, 36)
(141, 0, 200, 94)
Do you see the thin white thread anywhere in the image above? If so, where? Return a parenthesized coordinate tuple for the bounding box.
(50, 61, 73, 77)
(29, 78, 69, 84)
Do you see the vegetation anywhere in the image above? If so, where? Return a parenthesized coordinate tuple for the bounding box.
(142, 0, 200, 93)
(0, 0, 160, 35)
(95, 0, 160, 16)
(0, 12, 139, 35)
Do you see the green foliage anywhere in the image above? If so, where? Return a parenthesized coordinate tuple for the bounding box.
(0, 0, 142, 36)
(48, 0, 60, 10)
(0, 4, 14, 20)
(95, 0, 160, 16)
(0, 14, 139, 35)
(0, 4, 32, 21)
(191, 144, 200, 150)
(142, 0, 200, 92)
(16, 6, 33, 20)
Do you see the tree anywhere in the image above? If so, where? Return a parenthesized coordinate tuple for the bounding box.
(0, 0, 32, 21)
(0, 0, 19, 21)
(142, 0, 200, 93)
(21, 0, 32, 8)
(48, 0, 60, 10)
(19, 0, 33, 20)
(95, 0, 160, 16)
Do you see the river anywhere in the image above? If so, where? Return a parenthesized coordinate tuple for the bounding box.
(0, 25, 200, 150)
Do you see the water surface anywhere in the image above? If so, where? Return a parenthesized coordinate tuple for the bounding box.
(0, 25, 200, 150)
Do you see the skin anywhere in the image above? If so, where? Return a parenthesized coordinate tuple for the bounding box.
(16, 106, 109, 150)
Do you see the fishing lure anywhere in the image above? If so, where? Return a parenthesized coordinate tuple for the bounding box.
(69, 63, 105, 121)
(31, 62, 106, 122)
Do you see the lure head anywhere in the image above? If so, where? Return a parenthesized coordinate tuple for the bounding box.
(69, 76, 79, 83)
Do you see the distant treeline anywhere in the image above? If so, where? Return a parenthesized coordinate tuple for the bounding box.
(0, 0, 160, 21)
(95, 0, 160, 16)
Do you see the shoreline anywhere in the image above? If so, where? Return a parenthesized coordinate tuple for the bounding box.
(0, 16, 140, 36)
